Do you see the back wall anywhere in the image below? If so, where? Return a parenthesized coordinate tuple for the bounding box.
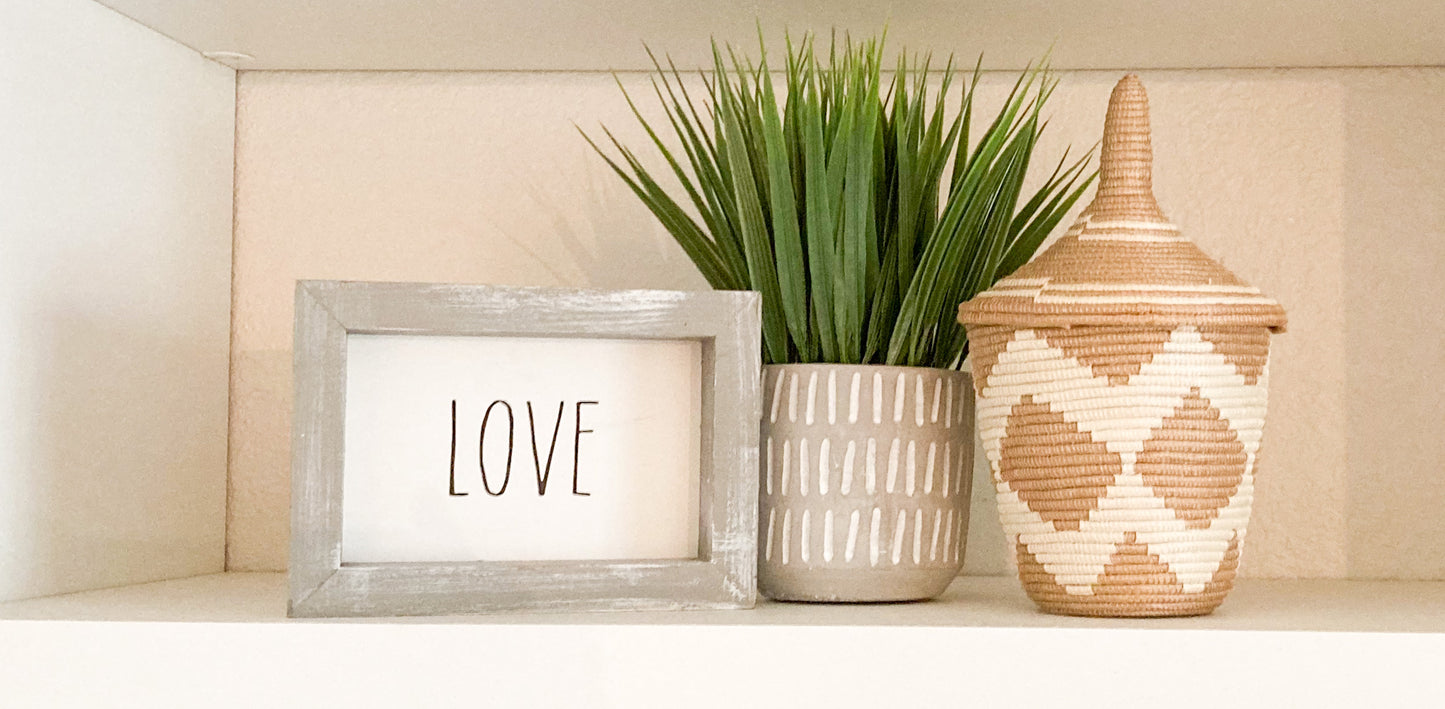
(229, 67, 1445, 579)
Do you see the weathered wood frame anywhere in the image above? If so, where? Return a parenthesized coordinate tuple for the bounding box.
(289, 281, 760, 617)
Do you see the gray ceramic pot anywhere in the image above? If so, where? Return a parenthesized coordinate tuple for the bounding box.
(758, 364, 974, 602)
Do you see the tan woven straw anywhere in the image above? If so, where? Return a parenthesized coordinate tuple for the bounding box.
(958, 74, 1285, 617)
(959, 75, 1286, 333)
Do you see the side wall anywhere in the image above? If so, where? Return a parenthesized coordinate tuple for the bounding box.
(0, 0, 234, 600)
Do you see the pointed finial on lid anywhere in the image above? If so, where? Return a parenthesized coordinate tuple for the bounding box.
(959, 72, 1287, 333)
(1094, 74, 1165, 220)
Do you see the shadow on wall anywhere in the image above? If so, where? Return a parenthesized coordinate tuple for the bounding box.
(961, 439, 1008, 576)
(495, 148, 711, 292)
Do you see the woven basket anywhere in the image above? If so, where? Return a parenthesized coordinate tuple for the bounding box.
(957, 75, 1286, 617)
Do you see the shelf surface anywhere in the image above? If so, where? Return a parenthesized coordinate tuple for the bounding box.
(4, 572, 1445, 633)
(93, 0, 1445, 71)
(4, 573, 1444, 706)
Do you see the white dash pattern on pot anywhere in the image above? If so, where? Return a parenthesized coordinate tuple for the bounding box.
(758, 364, 976, 602)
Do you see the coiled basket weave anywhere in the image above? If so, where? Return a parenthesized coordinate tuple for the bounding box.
(957, 75, 1287, 617)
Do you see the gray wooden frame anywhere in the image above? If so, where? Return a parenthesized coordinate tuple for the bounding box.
(289, 281, 760, 617)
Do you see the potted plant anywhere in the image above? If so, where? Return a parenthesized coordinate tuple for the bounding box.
(584, 34, 1094, 601)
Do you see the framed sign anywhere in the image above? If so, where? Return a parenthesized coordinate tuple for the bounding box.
(289, 281, 760, 617)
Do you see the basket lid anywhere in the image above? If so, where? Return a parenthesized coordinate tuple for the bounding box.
(957, 74, 1286, 333)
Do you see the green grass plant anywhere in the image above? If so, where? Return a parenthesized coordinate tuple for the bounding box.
(583, 34, 1094, 367)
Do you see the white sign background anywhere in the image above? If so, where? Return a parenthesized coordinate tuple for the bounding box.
(341, 334, 701, 563)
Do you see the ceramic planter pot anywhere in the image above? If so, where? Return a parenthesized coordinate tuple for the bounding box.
(758, 363, 974, 602)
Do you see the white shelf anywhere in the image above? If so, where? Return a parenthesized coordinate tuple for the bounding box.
(92, 0, 1445, 71)
(5, 572, 1445, 632)
(3, 574, 1443, 707)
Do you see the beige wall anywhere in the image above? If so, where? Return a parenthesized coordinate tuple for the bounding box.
(1344, 70, 1445, 579)
(231, 68, 1444, 579)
